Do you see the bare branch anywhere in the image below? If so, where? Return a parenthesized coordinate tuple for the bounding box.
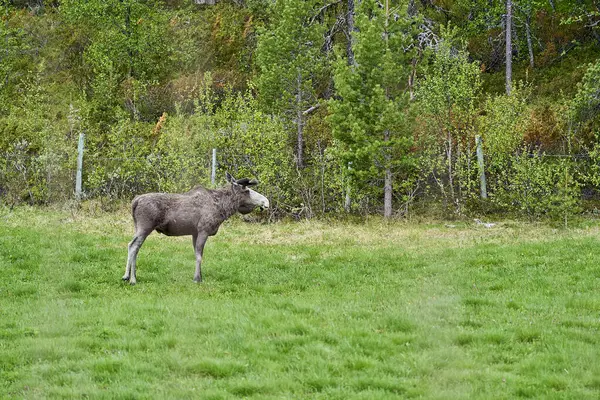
(585, 18, 600, 28)
(303, 104, 321, 115)
(310, 0, 343, 25)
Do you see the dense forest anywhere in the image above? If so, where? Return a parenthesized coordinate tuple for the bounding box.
(2, 0, 600, 220)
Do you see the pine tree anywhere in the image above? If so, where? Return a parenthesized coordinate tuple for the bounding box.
(330, 0, 413, 218)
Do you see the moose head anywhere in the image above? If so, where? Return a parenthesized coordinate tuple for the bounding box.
(226, 172, 269, 214)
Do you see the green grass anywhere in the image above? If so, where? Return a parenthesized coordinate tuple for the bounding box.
(1, 207, 600, 399)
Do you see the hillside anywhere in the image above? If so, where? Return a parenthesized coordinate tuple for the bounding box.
(1, 0, 600, 219)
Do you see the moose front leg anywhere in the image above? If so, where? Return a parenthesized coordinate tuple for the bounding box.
(192, 233, 208, 283)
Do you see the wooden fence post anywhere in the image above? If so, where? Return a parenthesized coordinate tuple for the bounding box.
(476, 135, 487, 199)
(75, 132, 85, 201)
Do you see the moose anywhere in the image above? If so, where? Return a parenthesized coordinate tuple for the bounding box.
(122, 172, 269, 285)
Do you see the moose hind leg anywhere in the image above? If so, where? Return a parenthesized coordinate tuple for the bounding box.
(123, 236, 137, 281)
(193, 233, 208, 283)
(124, 233, 149, 285)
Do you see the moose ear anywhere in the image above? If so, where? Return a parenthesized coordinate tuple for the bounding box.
(234, 178, 258, 187)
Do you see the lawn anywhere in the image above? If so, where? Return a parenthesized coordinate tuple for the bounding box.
(1, 207, 600, 399)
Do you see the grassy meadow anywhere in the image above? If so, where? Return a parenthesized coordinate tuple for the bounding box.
(1, 207, 600, 399)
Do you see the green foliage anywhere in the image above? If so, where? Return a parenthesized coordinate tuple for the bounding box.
(172, 2, 259, 87)
(253, 0, 348, 215)
(329, 0, 413, 214)
(0, 135, 73, 206)
(60, 0, 175, 123)
(475, 87, 582, 220)
(570, 59, 600, 135)
(500, 155, 582, 222)
(418, 28, 482, 125)
(586, 132, 600, 188)
(561, 1, 600, 30)
(84, 119, 158, 201)
(0, 0, 598, 220)
(482, 92, 527, 160)
(0, 60, 74, 205)
(415, 28, 482, 211)
(61, 0, 173, 82)
(479, 86, 529, 197)
(254, 0, 328, 175)
(254, 0, 325, 114)
(0, 4, 31, 114)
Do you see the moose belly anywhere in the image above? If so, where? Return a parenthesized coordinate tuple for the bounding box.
(156, 219, 197, 236)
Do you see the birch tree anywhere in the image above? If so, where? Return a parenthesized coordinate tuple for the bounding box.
(254, 0, 326, 169)
(417, 31, 482, 211)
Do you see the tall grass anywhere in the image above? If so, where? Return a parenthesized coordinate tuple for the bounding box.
(1, 207, 600, 399)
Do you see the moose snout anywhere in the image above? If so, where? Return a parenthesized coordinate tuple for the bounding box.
(261, 198, 270, 210)
(249, 189, 269, 210)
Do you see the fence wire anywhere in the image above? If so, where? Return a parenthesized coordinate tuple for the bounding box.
(2, 148, 600, 217)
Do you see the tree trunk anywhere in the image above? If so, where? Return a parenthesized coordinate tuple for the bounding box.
(296, 72, 304, 169)
(382, 0, 393, 219)
(384, 130, 392, 218)
(384, 167, 392, 218)
(407, 0, 418, 101)
(123, 1, 133, 79)
(346, 0, 355, 66)
(345, 186, 351, 212)
(446, 130, 455, 204)
(505, 0, 512, 95)
(408, 56, 418, 101)
(343, 0, 356, 212)
(408, 0, 417, 16)
(525, 13, 534, 69)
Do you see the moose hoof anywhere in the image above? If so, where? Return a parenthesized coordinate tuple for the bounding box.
(193, 277, 203, 284)
(122, 275, 130, 281)
(129, 279, 137, 286)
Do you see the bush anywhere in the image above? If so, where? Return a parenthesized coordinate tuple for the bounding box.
(497, 154, 581, 221)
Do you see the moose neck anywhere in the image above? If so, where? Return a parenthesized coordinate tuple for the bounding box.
(212, 186, 244, 223)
